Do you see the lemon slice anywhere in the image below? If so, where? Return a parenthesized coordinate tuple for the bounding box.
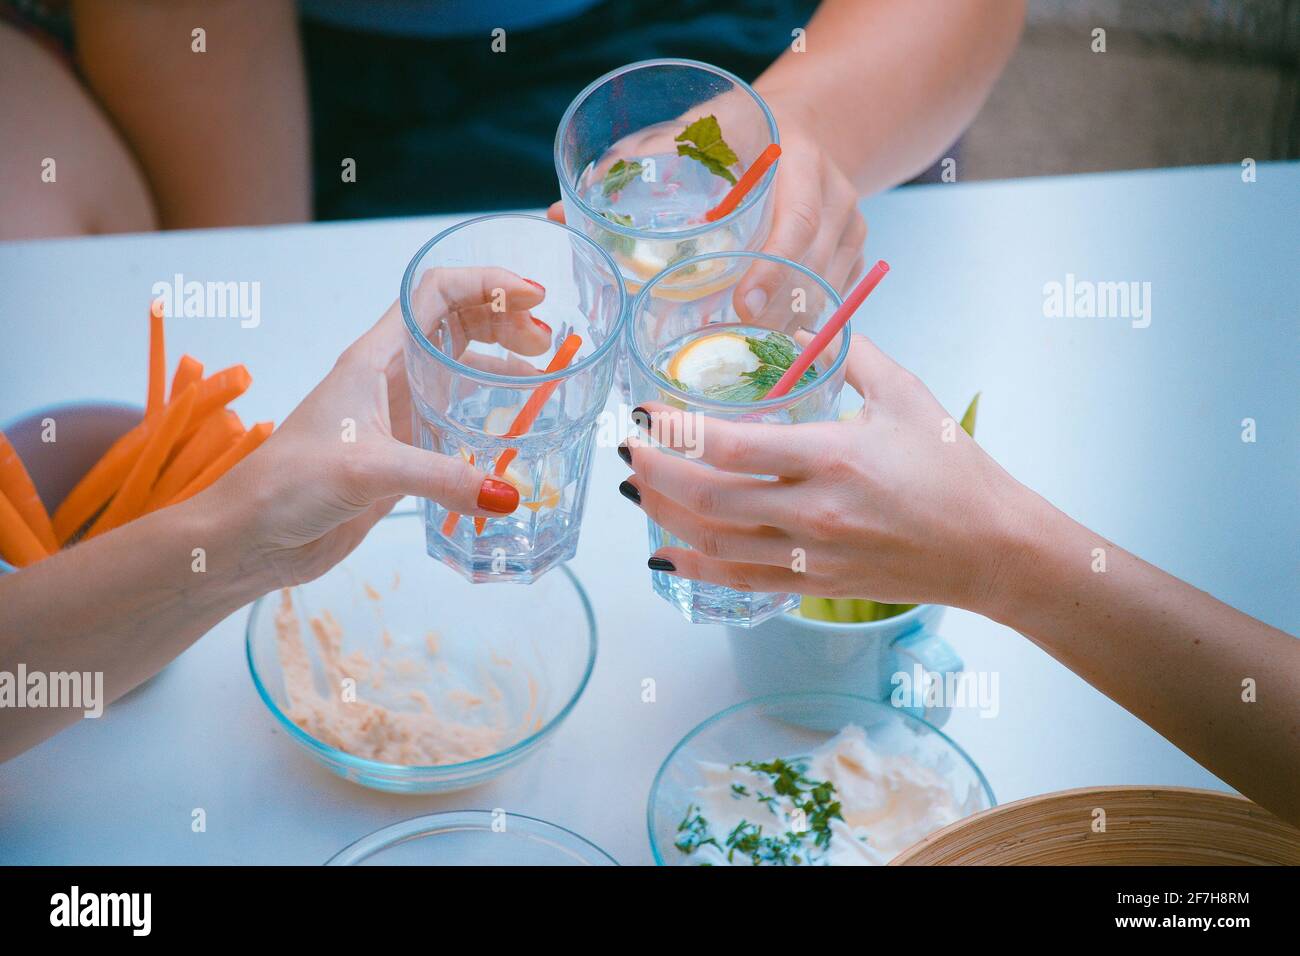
(619, 239, 673, 281)
(501, 464, 562, 512)
(665, 331, 759, 392)
(483, 406, 518, 437)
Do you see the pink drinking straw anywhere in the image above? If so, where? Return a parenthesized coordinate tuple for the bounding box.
(762, 260, 890, 400)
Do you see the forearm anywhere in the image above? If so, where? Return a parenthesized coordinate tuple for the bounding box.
(0, 494, 272, 761)
(981, 489, 1300, 825)
(72, 0, 310, 228)
(755, 0, 1025, 193)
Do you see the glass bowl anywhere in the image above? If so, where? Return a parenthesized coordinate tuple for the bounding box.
(325, 811, 617, 866)
(648, 693, 995, 865)
(246, 510, 597, 793)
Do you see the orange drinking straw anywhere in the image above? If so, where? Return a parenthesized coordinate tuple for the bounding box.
(441, 334, 584, 536)
(704, 143, 782, 223)
(762, 260, 890, 400)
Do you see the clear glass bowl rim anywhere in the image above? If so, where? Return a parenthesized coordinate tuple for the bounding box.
(645, 691, 997, 865)
(324, 809, 619, 865)
(244, 511, 599, 781)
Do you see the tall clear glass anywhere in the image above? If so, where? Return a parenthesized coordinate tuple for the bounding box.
(627, 251, 849, 627)
(401, 214, 627, 584)
(555, 58, 780, 398)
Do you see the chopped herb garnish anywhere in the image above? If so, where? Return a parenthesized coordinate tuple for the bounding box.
(675, 757, 848, 866)
(602, 159, 644, 196)
(674, 802, 722, 855)
(675, 115, 739, 185)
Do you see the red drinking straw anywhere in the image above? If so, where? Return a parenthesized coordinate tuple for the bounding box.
(762, 260, 890, 400)
(704, 143, 782, 223)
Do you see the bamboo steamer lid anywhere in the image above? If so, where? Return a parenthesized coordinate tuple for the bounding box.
(889, 786, 1300, 866)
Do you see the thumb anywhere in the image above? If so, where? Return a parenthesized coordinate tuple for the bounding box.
(370, 440, 519, 516)
(842, 333, 897, 399)
(734, 193, 822, 324)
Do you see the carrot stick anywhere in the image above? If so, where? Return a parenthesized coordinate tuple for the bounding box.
(0, 489, 49, 567)
(85, 383, 198, 539)
(51, 426, 149, 544)
(441, 453, 474, 535)
(145, 409, 244, 512)
(147, 300, 166, 418)
(704, 143, 782, 223)
(168, 421, 273, 506)
(0, 431, 58, 552)
(50, 364, 253, 543)
(176, 364, 253, 443)
(170, 354, 204, 400)
(474, 334, 582, 534)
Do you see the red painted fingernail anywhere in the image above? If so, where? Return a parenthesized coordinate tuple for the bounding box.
(477, 477, 519, 514)
(524, 278, 545, 293)
(532, 316, 552, 333)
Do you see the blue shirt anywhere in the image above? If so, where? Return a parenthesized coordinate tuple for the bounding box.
(299, 0, 603, 37)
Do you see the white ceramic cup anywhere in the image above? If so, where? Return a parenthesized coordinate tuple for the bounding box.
(726, 604, 964, 727)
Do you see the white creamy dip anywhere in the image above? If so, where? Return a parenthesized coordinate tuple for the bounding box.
(676, 724, 977, 865)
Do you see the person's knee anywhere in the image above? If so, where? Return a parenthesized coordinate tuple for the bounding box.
(0, 21, 157, 240)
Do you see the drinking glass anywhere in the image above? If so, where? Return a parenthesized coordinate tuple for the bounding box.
(626, 251, 849, 627)
(401, 214, 627, 584)
(555, 58, 780, 398)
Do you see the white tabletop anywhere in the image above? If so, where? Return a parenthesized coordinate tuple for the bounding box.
(1, 163, 1296, 865)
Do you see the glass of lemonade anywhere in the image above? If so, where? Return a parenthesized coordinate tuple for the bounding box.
(627, 251, 849, 627)
(555, 58, 780, 397)
(402, 214, 627, 584)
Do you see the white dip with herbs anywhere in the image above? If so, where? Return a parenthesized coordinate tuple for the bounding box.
(674, 724, 978, 865)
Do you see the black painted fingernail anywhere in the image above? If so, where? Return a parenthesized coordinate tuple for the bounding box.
(618, 480, 641, 505)
(648, 556, 676, 572)
(631, 406, 652, 430)
(617, 442, 632, 466)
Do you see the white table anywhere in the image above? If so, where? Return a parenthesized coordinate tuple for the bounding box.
(1, 163, 1296, 864)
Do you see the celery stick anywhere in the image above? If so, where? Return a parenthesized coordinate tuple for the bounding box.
(960, 392, 979, 437)
(799, 596, 835, 621)
(830, 599, 858, 623)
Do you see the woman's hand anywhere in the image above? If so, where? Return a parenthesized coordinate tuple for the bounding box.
(734, 97, 866, 307)
(208, 268, 552, 587)
(620, 333, 1035, 612)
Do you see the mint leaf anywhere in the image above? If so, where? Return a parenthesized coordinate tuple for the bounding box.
(602, 159, 644, 197)
(666, 239, 699, 275)
(675, 115, 739, 185)
(600, 211, 636, 256)
(745, 334, 797, 369)
(705, 365, 786, 402)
